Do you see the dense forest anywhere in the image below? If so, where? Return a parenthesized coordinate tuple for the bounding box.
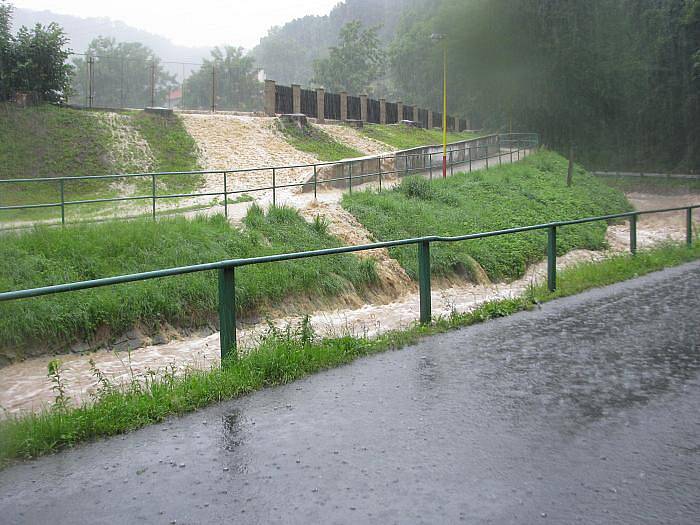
(390, 0, 700, 171)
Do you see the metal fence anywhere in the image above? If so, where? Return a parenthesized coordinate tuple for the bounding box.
(66, 53, 264, 112)
(0, 202, 696, 361)
(0, 134, 538, 228)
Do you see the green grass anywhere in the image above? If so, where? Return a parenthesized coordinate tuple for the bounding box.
(0, 104, 202, 223)
(277, 119, 364, 161)
(1, 241, 698, 466)
(361, 123, 479, 150)
(0, 207, 377, 359)
(342, 150, 632, 281)
(128, 111, 202, 194)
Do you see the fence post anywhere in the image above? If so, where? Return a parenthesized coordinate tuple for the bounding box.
(547, 226, 557, 292)
(378, 157, 383, 192)
(292, 84, 301, 114)
(360, 94, 368, 123)
(348, 162, 353, 193)
(316, 88, 325, 124)
(340, 91, 348, 122)
(450, 150, 454, 176)
(264, 80, 276, 116)
(380, 98, 387, 125)
(272, 168, 276, 206)
(687, 208, 694, 247)
(630, 213, 637, 254)
(313, 164, 318, 199)
(60, 179, 65, 226)
(218, 267, 237, 362)
(427, 110, 433, 130)
(469, 147, 472, 173)
(418, 240, 432, 324)
(396, 101, 403, 122)
(429, 152, 433, 180)
(223, 172, 228, 219)
(151, 174, 156, 220)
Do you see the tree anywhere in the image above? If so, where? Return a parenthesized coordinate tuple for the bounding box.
(71, 37, 176, 108)
(1, 1, 73, 103)
(183, 46, 262, 111)
(0, 1, 13, 100)
(312, 20, 385, 94)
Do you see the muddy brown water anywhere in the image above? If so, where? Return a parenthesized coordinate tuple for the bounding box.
(1, 188, 697, 416)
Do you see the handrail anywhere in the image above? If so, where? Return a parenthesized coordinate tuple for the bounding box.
(1, 203, 696, 360)
(0, 133, 538, 226)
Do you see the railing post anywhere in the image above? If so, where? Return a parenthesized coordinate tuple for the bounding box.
(547, 226, 557, 292)
(486, 147, 489, 170)
(218, 267, 237, 362)
(378, 157, 383, 192)
(348, 162, 353, 193)
(151, 174, 156, 220)
(469, 147, 472, 173)
(272, 168, 276, 207)
(60, 179, 65, 226)
(313, 164, 317, 200)
(418, 240, 431, 325)
(429, 152, 433, 180)
(450, 150, 454, 177)
(630, 213, 637, 254)
(223, 172, 228, 219)
(687, 207, 694, 247)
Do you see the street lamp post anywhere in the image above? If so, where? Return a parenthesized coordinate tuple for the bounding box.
(431, 33, 448, 178)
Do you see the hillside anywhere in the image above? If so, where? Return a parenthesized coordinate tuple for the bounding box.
(11, 7, 212, 69)
(251, 0, 429, 86)
(0, 104, 200, 222)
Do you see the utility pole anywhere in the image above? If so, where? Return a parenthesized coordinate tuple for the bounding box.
(431, 33, 448, 178)
(150, 62, 156, 107)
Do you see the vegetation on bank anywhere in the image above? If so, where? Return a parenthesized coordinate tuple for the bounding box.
(277, 118, 363, 161)
(0, 207, 376, 358)
(343, 150, 631, 280)
(0, 104, 201, 222)
(1, 241, 698, 466)
(360, 123, 478, 150)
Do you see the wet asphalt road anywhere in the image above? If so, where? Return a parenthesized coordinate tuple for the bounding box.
(1, 261, 699, 524)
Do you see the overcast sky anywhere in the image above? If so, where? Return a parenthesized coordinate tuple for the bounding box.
(11, 0, 341, 49)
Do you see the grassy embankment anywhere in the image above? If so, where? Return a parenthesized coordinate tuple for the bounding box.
(0, 206, 376, 362)
(0, 104, 200, 223)
(1, 241, 698, 465)
(360, 123, 478, 150)
(277, 118, 363, 161)
(343, 150, 632, 281)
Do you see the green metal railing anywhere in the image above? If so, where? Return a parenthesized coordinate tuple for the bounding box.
(0, 204, 696, 362)
(0, 133, 539, 228)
